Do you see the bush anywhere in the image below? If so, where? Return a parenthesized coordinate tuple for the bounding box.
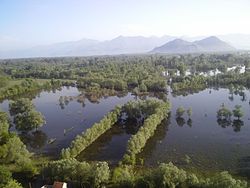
(112, 165, 135, 187)
(3, 180, 23, 188)
(0, 165, 12, 187)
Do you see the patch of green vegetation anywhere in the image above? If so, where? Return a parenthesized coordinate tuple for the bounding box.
(121, 100, 171, 165)
(0, 110, 38, 187)
(1, 54, 250, 187)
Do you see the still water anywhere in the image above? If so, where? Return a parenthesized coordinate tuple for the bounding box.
(1, 86, 250, 177)
(0, 87, 136, 157)
(141, 88, 250, 176)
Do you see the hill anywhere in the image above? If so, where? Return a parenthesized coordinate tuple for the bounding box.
(151, 36, 235, 54)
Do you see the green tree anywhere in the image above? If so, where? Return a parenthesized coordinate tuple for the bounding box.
(0, 76, 9, 88)
(177, 63, 187, 76)
(209, 171, 247, 188)
(217, 104, 232, 120)
(3, 180, 23, 188)
(0, 166, 12, 187)
(233, 105, 244, 119)
(9, 98, 34, 115)
(0, 111, 9, 135)
(176, 106, 185, 118)
(14, 110, 45, 132)
(94, 162, 110, 187)
(0, 136, 32, 164)
(139, 83, 147, 92)
(112, 165, 134, 187)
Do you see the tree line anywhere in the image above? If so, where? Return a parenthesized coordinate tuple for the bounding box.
(122, 100, 171, 165)
(44, 158, 110, 188)
(41, 158, 248, 188)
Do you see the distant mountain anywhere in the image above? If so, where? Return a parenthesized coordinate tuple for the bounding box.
(151, 36, 235, 54)
(150, 39, 202, 54)
(0, 35, 175, 59)
(180, 34, 250, 50)
(90, 35, 176, 55)
(194, 36, 235, 52)
(1, 35, 247, 59)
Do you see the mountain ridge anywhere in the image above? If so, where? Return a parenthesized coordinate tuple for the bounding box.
(151, 36, 235, 54)
(0, 35, 245, 59)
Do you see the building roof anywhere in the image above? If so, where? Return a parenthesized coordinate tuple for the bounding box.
(52, 182, 65, 188)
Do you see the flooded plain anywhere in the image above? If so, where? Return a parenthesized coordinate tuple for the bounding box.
(1, 86, 250, 177)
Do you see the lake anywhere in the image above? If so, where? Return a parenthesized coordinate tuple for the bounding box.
(1, 86, 250, 177)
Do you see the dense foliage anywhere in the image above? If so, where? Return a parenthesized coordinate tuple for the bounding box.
(207, 71, 250, 88)
(0, 111, 37, 188)
(42, 159, 248, 188)
(122, 100, 171, 165)
(9, 98, 45, 132)
(1, 53, 249, 78)
(44, 158, 110, 188)
(172, 75, 207, 95)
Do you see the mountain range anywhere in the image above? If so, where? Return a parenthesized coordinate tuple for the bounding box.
(151, 36, 235, 54)
(0, 34, 249, 59)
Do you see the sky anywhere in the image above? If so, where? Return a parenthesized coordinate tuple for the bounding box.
(1, 0, 250, 50)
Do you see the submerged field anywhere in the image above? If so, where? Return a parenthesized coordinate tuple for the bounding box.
(1, 86, 249, 178)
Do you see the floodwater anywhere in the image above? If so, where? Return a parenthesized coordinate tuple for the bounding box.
(140, 87, 250, 177)
(1, 86, 250, 177)
(0, 87, 136, 157)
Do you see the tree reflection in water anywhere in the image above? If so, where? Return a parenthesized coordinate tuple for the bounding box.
(176, 117, 185, 127)
(217, 118, 231, 128)
(217, 118, 244, 132)
(237, 156, 250, 179)
(232, 119, 244, 132)
(187, 118, 193, 127)
(19, 130, 47, 150)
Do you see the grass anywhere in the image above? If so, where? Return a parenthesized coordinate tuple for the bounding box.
(0, 79, 23, 92)
(0, 78, 74, 92)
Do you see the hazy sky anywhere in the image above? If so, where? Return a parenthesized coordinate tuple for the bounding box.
(1, 0, 250, 50)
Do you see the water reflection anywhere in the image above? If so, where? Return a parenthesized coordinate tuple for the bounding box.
(58, 90, 168, 110)
(237, 156, 250, 179)
(187, 118, 193, 127)
(232, 119, 244, 132)
(57, 90, 130, 108)
(141, 87, 250, 176)
(176, 117, 186, 127)
(217, 118, 244, 132)
(171, 88, 206, 97)
(19, 130, 47, 150)
(77, 123, 131, 165)
(137, 118, 170, 162)
(227, 85, 248, 102)
(217, 118, 231, 128)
